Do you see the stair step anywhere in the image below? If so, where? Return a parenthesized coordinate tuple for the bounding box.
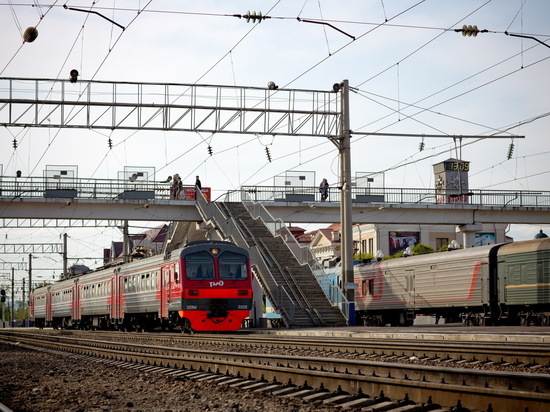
(219, 202, 348, 327)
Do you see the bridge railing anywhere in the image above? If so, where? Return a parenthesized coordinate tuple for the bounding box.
(230, 186, 550, 207)
(1, 176, 549, 208)
(0, 176, 209, 201)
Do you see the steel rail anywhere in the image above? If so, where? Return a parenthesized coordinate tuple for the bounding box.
(25, 329, 550, 367)
(1, 331, 549, 411)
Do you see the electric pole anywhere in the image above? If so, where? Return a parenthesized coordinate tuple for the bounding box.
(339, 79, 355, 325)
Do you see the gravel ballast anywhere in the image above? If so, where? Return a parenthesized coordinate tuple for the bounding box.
(0, 342, 341, 412)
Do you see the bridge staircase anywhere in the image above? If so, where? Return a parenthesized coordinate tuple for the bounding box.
(163, 221, 192, 254)
(195, 194, 348, 328)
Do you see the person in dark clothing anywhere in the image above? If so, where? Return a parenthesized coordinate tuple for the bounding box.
(195, 175, 202, 199)
(171, 174, 182, 199)
(319, 178, 329, 201)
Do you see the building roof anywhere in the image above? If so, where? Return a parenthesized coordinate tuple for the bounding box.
(535, 229, 548, 239)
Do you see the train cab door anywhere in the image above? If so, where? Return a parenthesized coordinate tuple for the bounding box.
(45, 286, 52, 323)
(110, 275, 118, 320)
(405, 269, 415, 309)
(118, 275, 125, 320)
(160, 265, 171, 318)
(72, 282, 80, 323)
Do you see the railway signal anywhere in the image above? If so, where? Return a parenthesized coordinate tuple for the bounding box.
(0, 289, 5, 303)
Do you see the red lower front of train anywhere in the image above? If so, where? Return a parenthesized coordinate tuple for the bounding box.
(178, 287, 252, 331)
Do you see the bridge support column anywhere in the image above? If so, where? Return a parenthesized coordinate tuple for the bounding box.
(456, 223, 483, 248)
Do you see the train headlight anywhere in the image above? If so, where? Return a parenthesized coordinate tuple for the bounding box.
(237, 290, 249, 296)
(210, 248, 220, 255)
(188, 290, 199, 296)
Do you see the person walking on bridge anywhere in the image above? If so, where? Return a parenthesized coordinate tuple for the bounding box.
(319, 178, 329, 202)
(195, 175, 202, 200)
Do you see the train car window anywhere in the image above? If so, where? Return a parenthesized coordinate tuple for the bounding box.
(361, 280, 367, 296)
(219, 251, 248, 280)
(521, 264, 527, 284)
(368, 279, 374, 296)
(186, 251, 215, 280)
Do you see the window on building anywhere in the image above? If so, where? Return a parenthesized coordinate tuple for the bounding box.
(436, 238, 449, 250)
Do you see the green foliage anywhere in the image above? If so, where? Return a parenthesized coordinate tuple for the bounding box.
(390, 243, 435, 258)
(411, 243, 434, 255)
(354, 252, 374, 262)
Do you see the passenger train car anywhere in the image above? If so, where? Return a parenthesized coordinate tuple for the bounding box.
(31, 240, 253, 332)
(354, 237, 550, 326)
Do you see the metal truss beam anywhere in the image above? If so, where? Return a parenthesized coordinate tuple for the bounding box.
(0, 78, 341, 137)
(0, 219, 125, 228)
(0, 243, 63, 254)
(0, 262, 27, 270)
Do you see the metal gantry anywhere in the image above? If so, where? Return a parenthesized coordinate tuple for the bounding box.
(0, 219, 126, 229)
(0, 262, 27, 270)
(0, 77, 352, 322)
(0, 243, 63, 254)
(0, 77, 341, 137)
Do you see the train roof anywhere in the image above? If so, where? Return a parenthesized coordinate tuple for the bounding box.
(356, 243, 497, 270)
(498, 237, 550, 256)
(184, 240, 237, 247)
(181, 240, 247, 254)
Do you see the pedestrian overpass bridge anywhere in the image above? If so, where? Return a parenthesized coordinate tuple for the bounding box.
(0, 175, 548, 227)
(2, 174, 549, 328)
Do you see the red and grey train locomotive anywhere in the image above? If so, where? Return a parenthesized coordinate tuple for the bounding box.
(30, 240, 253, 332)
(354, 237, 550, 326)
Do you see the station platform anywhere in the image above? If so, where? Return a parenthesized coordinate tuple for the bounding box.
(251, 324, 550, 343)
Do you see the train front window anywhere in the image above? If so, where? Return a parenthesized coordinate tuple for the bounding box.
(219, 251, 248, 280)
(186, 251, 214, 280)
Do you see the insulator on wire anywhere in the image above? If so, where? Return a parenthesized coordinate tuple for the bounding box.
(507, 143, 514, 160)
(23, 27, 38, 43)
(265, 146, 272, 163)
(207, 145, 213, 156)
(461, 24, 480, 37)
(108, 138, 112, 149)
(12, 139, 17, 149)
(419, 141, 425, 152)
(244, 10, 265, 23)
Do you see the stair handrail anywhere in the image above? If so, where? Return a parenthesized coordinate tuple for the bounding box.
(238, 194, 349, 317)
(254, 236, 305, 311)
(197, 195, 296, 324)
(281, 264, 325, 326)
(236, 221, 296, 324)
(241, 217, 324, 326)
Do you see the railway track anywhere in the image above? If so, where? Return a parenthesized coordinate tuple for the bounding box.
(15, 329, 550, 369)
(1, 330, 549, 411)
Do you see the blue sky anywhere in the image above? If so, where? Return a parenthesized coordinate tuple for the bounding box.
(1, 1, 549, 275)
